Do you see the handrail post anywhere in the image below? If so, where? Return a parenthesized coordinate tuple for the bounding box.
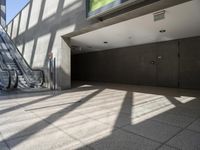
(53, 57, 56, 90)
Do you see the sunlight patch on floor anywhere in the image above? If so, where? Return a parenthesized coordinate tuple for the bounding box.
(174, 96, 196, 104)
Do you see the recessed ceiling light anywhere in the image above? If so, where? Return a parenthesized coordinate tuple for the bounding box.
(160, 29, 166, 33)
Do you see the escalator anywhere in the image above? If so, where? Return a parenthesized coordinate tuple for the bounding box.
(0, 25, 44, 90)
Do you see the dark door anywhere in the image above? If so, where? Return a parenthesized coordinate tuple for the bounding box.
(137, 44, 157, 86)
(156, 41, 179, 87)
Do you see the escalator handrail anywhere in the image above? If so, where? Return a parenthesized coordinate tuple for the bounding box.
(0, 52, 18, 89)
(0, 68, 18, 89)
(0, 25, 45, 86)
(0, 70, 11, 89)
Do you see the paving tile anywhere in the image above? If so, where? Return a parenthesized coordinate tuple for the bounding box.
(0, 109, 27, 118)
(130, 98, 175, 119)
(152, 113, 195, 128)
(44, 112, 90, 127)
(23, 94, 91, 110)
(0, 103, 18, 109)
(0, 142, 9, 150)
(32, 107, 83, 121)
(0, 118, 55, 140)
(89, 129, 161, 150)
(133, 95, 164, 105)
(0, 99, 18, 105)
(6, 129, 86, 150)
(78, 94, 124, 107)
(89, 111, 131, 128)
(130, 104, 175, 125)
(14, 96, 55, 106)
(72, 106, 110, 116)
(82, 107, 116, 118)
(0, 112, 37, 125)
(97, 101, 126, 110)
(188, 118, 200, 132)
(158, 145, 178, 150)
(60, 118, 114, 144)
(167, 106, 200, 118)
(167, 130, 200, 150)
(180, 100, 200, 110)
(29, 107, 66, 117)
(123, 120, 181, 143)
(174, 96, 197, 104)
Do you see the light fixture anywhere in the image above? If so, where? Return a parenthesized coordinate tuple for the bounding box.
(160, 29, 166, 33)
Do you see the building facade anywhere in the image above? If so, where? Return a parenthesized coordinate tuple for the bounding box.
(4, 0, 200, 90)
(0, 0, 6, 27)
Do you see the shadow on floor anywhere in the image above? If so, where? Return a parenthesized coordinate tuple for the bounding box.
(1, 88, 105, 148)
(1, 82, 200, 149)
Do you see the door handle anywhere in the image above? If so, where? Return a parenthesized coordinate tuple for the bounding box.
(158, 56, 162, 59)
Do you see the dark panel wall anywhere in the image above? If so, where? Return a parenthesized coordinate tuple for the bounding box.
(72, 43, 157, 86)
(72, 36, 200, 89)
(179, 37, 200, 89)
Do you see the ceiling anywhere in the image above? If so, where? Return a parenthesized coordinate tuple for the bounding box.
(71, 0, 200, 54)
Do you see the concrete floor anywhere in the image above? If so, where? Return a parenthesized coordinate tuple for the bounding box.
(0, 82, 200, 150)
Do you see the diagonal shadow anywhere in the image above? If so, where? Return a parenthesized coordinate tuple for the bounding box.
(43, 0, 67, 68)
(8, 0, 83, 68)
(0, 94, 56, 116)
(0, 85, 100, 115)
(22, 0, 33, 56)
(165, 96, 182, 106)
(113, 91, 133, 130)
(16, 12, 22, 38)
(1, 82, 199, 149)
(0, 85, 99, 101)
(74, 86, 200, 150)
(29, 0, 46, 67)
(3, 88, 104, 148)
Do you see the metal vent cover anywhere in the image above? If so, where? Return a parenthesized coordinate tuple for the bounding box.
(154, 10, 166, 22)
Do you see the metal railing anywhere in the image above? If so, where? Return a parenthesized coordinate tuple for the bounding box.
(0, 25, 44, 87)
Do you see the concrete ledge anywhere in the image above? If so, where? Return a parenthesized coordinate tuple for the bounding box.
(64, 0, 191, 38)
